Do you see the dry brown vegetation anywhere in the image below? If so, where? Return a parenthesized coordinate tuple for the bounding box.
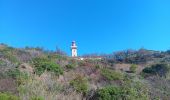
(0, 44, 170, 100)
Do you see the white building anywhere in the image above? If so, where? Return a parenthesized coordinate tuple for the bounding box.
(71, 41, 77, 57)
(70, 41, 102, 60)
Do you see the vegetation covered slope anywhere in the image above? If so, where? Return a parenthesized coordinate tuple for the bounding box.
(0, 44, 170, 100)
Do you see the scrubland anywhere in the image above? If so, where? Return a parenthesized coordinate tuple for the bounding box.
(0, 44, 170, 100)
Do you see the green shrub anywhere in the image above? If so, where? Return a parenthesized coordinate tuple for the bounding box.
(101, 68, 124, 80)
(32, 57, 63, 76)
(0, 60, 5, 66)
(31, 96, 44, 100)
(65, 60, 77, 70)
(94, 82, 149, 100)
(0, 47, 18, 63)
(7, 69, 28, 78)
(6, 69, 21, 78)
(142, 63, 170, 77)
(70, 75, 89, 94)
(47, 54, 66, 60)
(130, 64, 138, 73)
(0, 92, 19, 100)
(95, 65, 100, 69)
(6, 69, 29, 85)
(95, 86, 122, 100)
(65, 64, 75, 69)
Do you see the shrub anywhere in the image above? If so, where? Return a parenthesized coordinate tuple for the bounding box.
(18, 74, 59, 100)
(65, 64, 76, 69)
(6, 68, 28, 79)
(6, 69, 29, 85)
(47, 54, 66, 60)
(95, 64, 101, 69)
(32, 57, 63, 76)
(95, 86, 121, 100)
(65, 60, 77, 70)
(0, 47, 19, 63)
(101, 68, 124, 80)
(31, 96, 44, 100)
(6, 69, 21, 79)
(0, 60, 5, 65)
(93, 82, 149, 100)
(70, 75, 89, 94)
(142, 63, 170, 77)
(0, 59, 19, 79)
(0, 92, 19, 100)
(130, 64, 138, 73)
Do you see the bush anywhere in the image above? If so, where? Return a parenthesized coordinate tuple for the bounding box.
(101, 68, 124, 80)
(65, 64, 76, 69)
(70, 75, 89, 94)
(65, 60, 77, 70)
(0, 60, 5, 65)
(6, 69, 29, 85)
(95, 86, 122, 100)
(31, 96, 44, 100)
(130, 64, 138, 73)
(0, 92, 19, 100)
(32, 57, 63, 76)
(142, 63, 170, 77)
(0, 47, 18, 63)
(47, 54, 66, 60)
(18, 74, 59, 100)
(92, 82, 149, 100)
(95, 65, 100, 69)
(6, 69, 21, 79)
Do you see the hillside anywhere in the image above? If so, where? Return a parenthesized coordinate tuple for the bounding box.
(0, 44, 170, 100)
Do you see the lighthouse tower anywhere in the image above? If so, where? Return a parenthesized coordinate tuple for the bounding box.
(71, 41, 77, 57)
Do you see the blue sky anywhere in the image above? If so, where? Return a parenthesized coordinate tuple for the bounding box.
(0, 0, 170, 55)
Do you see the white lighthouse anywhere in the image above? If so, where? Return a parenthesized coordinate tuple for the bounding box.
(71, 41, 77, 57)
